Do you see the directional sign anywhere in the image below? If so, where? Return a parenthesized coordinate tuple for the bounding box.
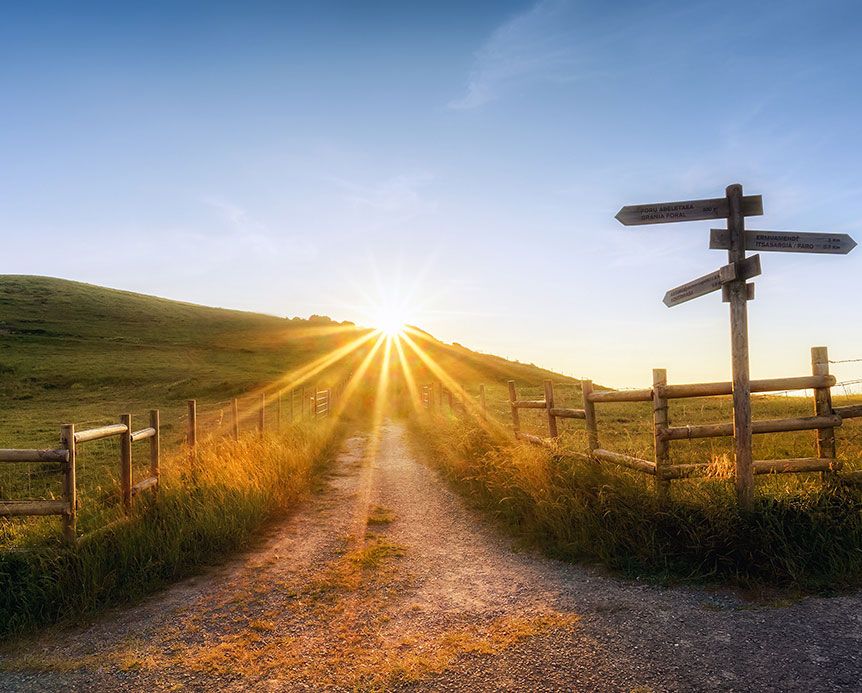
(663, 254, 761, 307)
(615, 195, 762, 226)
(709, 229, 857, 255)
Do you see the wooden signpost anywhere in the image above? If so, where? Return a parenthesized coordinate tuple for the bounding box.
(709, 229, 857, 255)
(616, 185, 856, 509)
(663, 255, 761, 307)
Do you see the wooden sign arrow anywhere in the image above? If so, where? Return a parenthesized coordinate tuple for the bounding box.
(663, 254, 761, 307)
(709, 229, 857, 255)
(615, 195, 762, 226)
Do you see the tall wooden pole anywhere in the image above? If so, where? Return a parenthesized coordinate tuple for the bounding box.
(507, 380, 520, 436)
(479, 384, 487, 419)
(652, 368, 670, 499)
(811, 346, 838, 481)
(120, 413, 132, 512)
(726, 183, 754, 509)
(543, 380, 558, 438)
(60, 423, 77, 543)
(581, 380, 599, 454)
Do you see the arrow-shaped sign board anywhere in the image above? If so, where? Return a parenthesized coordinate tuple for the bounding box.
(709, 229, 857, 255)
(663, 254, 762, 307)
(615, 195, 762, 226)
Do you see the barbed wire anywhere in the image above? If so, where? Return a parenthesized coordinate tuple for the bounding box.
(830, 358, 862, 364)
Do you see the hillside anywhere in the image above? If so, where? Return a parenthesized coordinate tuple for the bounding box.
(0, 275, 570, 446)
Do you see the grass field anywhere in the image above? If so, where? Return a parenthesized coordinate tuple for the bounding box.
(471, 380, 862, 477)
(0, 275, 573, 634)
(0, 276, 568, 542)
(409, 380, 862, 590)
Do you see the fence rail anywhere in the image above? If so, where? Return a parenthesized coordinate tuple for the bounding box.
(2, 373, 352, 544)
(498, 345, 862, 498)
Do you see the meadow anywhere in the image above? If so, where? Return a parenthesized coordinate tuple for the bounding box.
(410, 381, 862, 590)
(0, 275, 566, 635)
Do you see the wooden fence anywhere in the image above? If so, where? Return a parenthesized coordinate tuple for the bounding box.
(1, 375, 351, 543)
(0, 410, 161, 542)
(504, 346, 862, 495)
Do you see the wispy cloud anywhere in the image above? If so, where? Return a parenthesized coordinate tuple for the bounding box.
(328, 173, 436, 228)
(201, 197, 318, 263)
(449, 0, 584, 110)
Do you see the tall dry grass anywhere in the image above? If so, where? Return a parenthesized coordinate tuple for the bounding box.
(0, 422, 339, 637)
(410, 414, 862, 591)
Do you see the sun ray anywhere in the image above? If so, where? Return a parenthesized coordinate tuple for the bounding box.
(392, 334, 423, 413)
(399, 331, 510, 437)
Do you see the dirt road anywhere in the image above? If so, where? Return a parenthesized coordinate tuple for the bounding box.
(2, 421, 861, 691)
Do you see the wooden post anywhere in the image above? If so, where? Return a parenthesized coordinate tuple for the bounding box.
(446, 388, 453, 415)
(149, 409, 160, 486)
(811, 346, 838, 480)
(726, 183, 754, 510)
(120, 413, 132, 512)
(507, 380, 520, 435)
(60, 423, 76, 543)
(652, 369, 670, 499)
(581, 380, 599, 453)
(327, 388, 332, 416)
(480, 384, 487, 419)
(290, 389, 295, 423)
(231, 398, 239, 441)
(544, 380, 558, 438)
(259, 393, 266, 436)
(187, 399, 197, 449)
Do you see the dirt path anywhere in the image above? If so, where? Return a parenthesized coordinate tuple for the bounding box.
(2, 421, 862, 691)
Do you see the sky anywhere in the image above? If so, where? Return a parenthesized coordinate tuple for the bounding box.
(2, 0, 862, 390)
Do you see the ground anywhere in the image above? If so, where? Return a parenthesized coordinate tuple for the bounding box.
(2, 421, 861, 691)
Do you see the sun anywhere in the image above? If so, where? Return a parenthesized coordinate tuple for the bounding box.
(372, 305, 407, 337)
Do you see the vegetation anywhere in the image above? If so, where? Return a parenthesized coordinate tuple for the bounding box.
(409, 386, 862, 590)
(0, 275, 564, 636)
(0, 424, 336, 637)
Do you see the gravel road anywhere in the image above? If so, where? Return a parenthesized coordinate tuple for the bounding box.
(1, 420, 861, 691)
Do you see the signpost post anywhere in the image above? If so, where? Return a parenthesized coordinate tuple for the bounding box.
(615, 184, 856, 509)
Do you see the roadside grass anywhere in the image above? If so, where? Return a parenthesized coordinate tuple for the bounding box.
(0, 423, 339, 638)
(408, 410, 862, 591)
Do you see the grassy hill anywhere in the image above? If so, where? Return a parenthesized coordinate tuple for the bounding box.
(0, 275, 570, 448)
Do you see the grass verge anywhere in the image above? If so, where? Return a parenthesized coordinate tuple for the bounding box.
(0, 422, 340, 638)
(409, 415, 862, 592)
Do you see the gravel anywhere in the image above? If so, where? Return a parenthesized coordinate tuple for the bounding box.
(2, 421, 861, 692)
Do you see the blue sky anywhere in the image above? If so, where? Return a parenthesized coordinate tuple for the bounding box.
(2, 0, 862, 388)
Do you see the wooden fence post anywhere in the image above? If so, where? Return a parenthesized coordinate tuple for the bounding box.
(726, 183, 754, 510)
(149, 409, 160, 488)
(507, 380, 520, 436)
(446, 388, 453, 415)
(259, 393, 266, 437)
(290, 389, 295, 423)
(652, 369, 670, 499)
(480, 384, 487, 419)
(327, 388, 332, 417)
(811, 346, 838, 480)
(60, 423, 76, 543)
(544, 380, 558, 438)
(231, 398, 239, 441)
(120, 413, 132, 512)
(581, 380, 599, 454)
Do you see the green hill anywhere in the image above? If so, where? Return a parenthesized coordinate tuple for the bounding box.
(0, 275, 570, 447)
